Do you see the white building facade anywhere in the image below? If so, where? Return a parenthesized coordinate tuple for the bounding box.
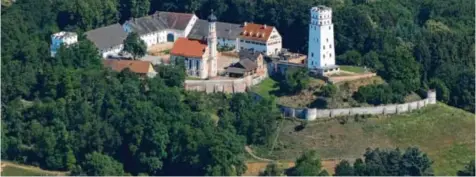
(50, 32, 78, 57)
(123, 12, 199, 49)
(237, 23, 282, 56)
(307, 6, 338, 73)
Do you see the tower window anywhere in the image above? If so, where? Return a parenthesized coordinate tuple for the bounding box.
(326, 38, 329, 42)
(323, 46, 325, 49)
(329, 26, 331, 30)
(323, 55, 325, 58)
(329, 53, 331, 57)
(311, 52, 314, 57)
(329, 44, 332, 48)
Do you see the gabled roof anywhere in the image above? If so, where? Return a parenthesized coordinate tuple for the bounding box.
(124, 16, 168, 35)
(86, 24, 128, 50)
(155, 11, 195, 30)
(237, 58, 257, 71)
(239, 23, 274, 42)
(187, 19, 242, 40)
(170, 37, 207, 58)
(103, 59, 154, 74)
(226, 67, 245, 74)
(239, 49, 262, 61)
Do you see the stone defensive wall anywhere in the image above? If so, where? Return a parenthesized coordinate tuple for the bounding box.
(264, 90, 437, 121)
(184, 74, 268, 94)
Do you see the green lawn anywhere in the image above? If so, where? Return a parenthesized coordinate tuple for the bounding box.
(340, 65, 368, 73)
(185, 76, 202, 80)
(251, 78, 280, 99)
(254, 103, 475, 176)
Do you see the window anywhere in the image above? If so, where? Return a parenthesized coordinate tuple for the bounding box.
(323, 46, 326, 49)
(311, 52, 314, 57)
(326, 38, 329, 42)
(329, 53, 331, 57)
(329, 44, 332, 48)
(329, 26, 331, 30)
(323, 54, 325, 58)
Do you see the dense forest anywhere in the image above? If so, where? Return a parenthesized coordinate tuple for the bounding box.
(1, 0, 474, 175)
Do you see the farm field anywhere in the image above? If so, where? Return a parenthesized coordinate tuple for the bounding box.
(248, 103, 475, 176)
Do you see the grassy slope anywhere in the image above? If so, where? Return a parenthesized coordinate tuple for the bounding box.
(251, 78, 279, 99)
(1, 162, 67, 176)
(340, 65, 368, 73)
(253, 103, 474, 176)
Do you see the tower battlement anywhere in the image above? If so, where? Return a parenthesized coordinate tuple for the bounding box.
(310, 5, 333, 25)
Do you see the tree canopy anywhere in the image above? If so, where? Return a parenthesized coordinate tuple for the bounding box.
(123, 32, 147, 59)
(289, 150, 329, 176)
(334, 147, 434, 176)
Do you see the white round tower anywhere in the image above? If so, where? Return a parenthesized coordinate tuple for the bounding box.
(307, 6, 336, 70)
(208, 9, 218, 78)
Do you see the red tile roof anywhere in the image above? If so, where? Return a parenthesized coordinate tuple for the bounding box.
(103, 59, 153, 74)
(239, 23, 274, 42)
(170, 37, 207, 58)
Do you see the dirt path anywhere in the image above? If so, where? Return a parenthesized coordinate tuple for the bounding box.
(0, 161, 68, 176)
(245, 146, 273, 162)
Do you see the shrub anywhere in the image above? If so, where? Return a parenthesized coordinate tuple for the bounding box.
(321, 84, 338, 98)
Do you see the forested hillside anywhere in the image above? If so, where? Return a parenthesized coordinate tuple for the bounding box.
(1, 0, 474, 175)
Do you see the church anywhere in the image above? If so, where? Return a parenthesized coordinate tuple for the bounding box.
(169, 11, 218, 79)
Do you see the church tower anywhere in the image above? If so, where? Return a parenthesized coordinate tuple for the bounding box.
(307, 6, 336, 71)
(207, 9, 218, 78)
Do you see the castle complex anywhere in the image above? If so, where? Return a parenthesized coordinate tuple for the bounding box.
(50, 5, 339, 79)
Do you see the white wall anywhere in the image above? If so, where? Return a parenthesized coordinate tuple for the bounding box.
(266, 28, 282, 55)
(238, 39, 267, 53)
(217, 38, 237, 48)
(101, 44, 123, 58)
(171, 53, 208, 79)
(140, 32, 159, 48)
